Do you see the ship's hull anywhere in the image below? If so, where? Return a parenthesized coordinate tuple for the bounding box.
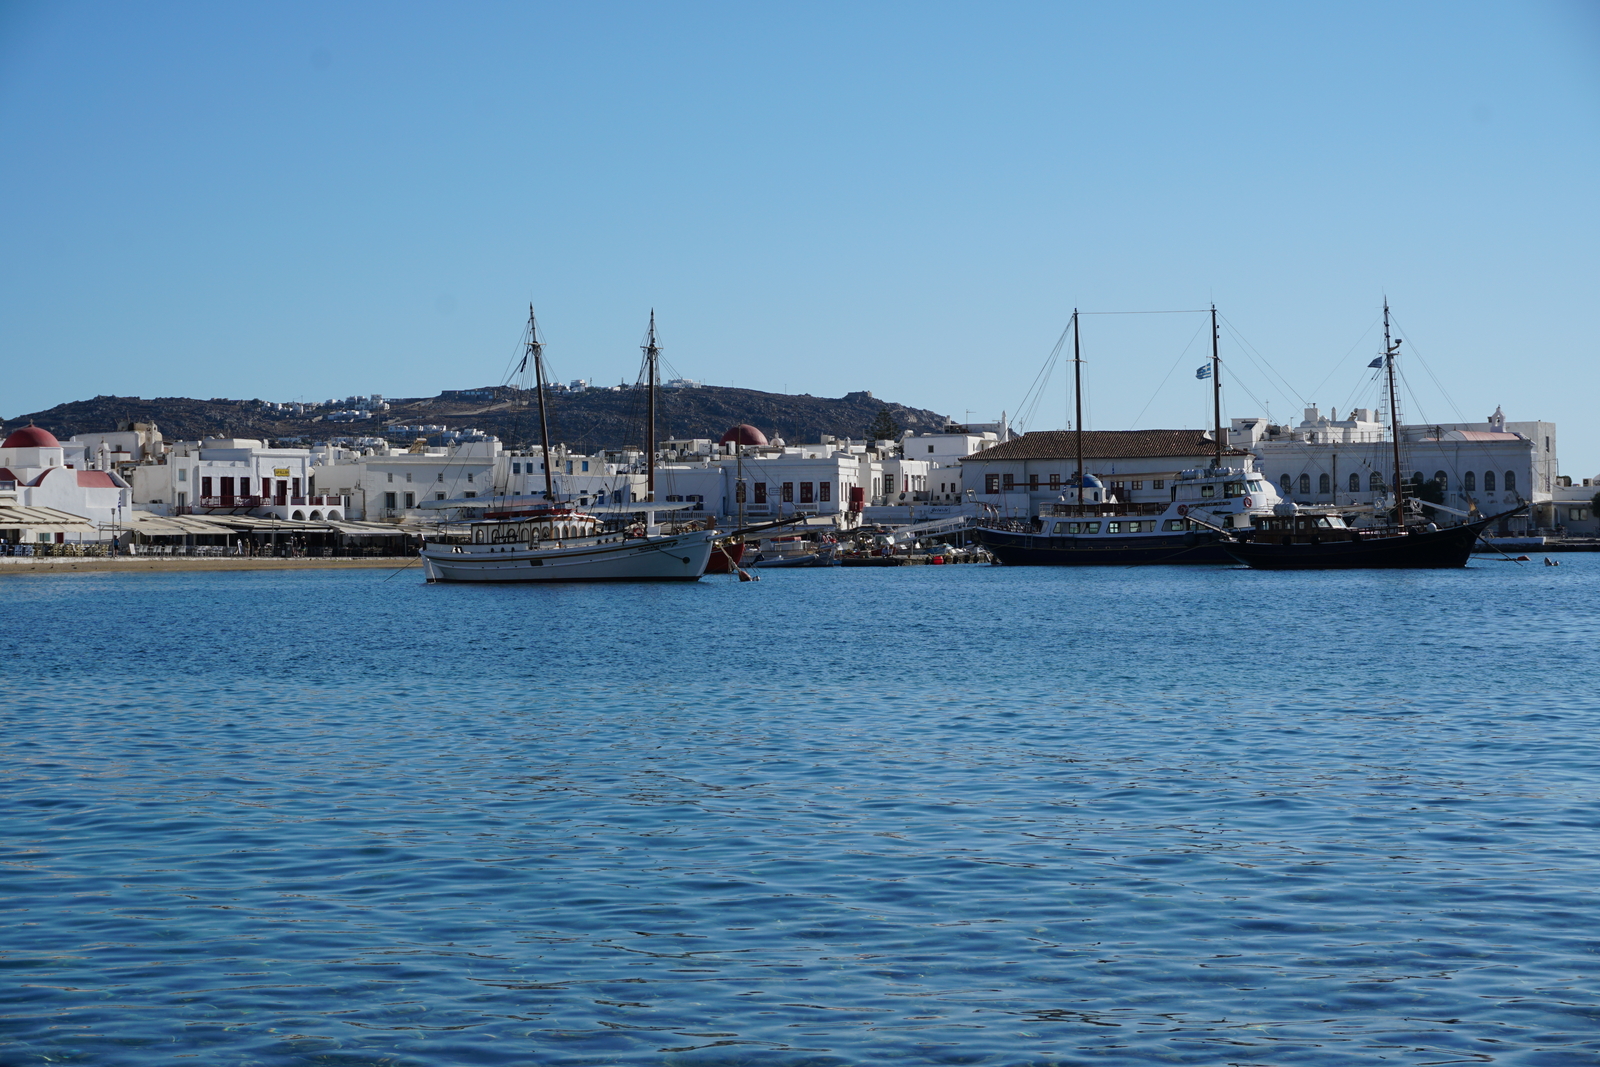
(1222, 519, 1490, 570)
(705, 539, 747, 574)
(420, 530, 716, 582)
(975, 527, 1230, 565)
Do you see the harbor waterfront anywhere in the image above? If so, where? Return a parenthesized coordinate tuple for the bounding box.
(4, 560, 1599, 1065)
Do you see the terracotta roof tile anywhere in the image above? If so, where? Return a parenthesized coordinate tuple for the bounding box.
(963, 429, 1244, 462)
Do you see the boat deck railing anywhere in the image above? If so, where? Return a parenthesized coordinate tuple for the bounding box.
(1041, 502, 1167, 517)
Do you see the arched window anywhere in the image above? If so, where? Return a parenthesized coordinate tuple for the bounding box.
(1434, 471, 1447, 491)
(1411, 472, 1425, 487)
(1349, 473, 1360, 492)
(1484, 471, 1496, 491)
(1319, 473, 1331, 494)
(1298, 473, 1311, 494)
(1464, 471, 1476, 491)
(1504, 470, 1516, 492)
(1369, 471, 1385, 491)
(1279, 474, 1292, 494)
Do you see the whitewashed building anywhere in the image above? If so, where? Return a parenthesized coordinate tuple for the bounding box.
(500, 447, 642, 508)
(0, 425, 130, 540)
(129, 438, 337, 521)
(68, 422, 165, 479)
(1549, 476, 1598, 537)
(1235, 405, 1554, 532)
(311, 438, 501, 521)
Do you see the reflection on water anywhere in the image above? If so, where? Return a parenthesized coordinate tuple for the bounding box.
(2, 560, 1599, 1065)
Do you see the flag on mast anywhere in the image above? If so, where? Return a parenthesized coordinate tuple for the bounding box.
(1195, 365, 1212, 379)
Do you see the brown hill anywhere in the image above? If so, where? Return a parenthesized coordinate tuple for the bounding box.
(5, 386, 949, 452)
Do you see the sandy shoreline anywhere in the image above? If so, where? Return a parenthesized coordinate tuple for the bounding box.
(0, 556, 420, 575)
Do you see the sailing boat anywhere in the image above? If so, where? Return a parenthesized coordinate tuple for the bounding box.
(973, 306, 1282, 565)
(418, 309, 717, 582)
(1221, 302, 1520, 569)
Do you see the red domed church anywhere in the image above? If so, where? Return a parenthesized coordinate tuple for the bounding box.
(0, 425, 129, 544)
(719, 424, 769, 447)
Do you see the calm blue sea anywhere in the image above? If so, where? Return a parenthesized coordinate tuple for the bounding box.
(3, 558, 1599, 1066)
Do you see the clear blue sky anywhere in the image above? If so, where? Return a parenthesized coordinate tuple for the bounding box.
(3, 2, 1597, 471)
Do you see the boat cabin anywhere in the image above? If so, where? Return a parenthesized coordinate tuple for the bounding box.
(1041, 516, 1200, 535)
(426, 507, 609, 548)
(1172, 467, 1275, 506)
(471, 512, 602, 545)
(1243, 512, 1358, 545)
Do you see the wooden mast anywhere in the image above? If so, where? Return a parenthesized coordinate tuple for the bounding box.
(528, 305, 556, 503)
(643, 310, 659, 504)
(1383, 299, 1405, 524)
(1211, 304, 1223, 469)
(1073, 309, 1083, 504)
(737, 446, 745, 528)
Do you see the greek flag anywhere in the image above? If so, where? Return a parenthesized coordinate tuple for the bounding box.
(1368, 356, 1385, 368)
(1195, 365, 1211, 379)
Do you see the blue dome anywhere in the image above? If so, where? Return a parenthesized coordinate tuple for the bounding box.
(1068, 474, 1103, 488)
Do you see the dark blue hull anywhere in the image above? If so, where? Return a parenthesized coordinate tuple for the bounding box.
(975, 528, 1230, 566)
(1222, 517, 1491, 570)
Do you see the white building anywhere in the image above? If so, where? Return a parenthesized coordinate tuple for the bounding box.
(311, 438, 502, 522)
(866, 426, 1003, 519)
(651, 424, 1005, 527)
(1551, 476, 1599, 537)
(68, 422, 165, 479)
(1234, 405, 1554, 532)
(500, 447, 641, 508)
(129, 438, 336, 521)
(0, 425, 130, 541)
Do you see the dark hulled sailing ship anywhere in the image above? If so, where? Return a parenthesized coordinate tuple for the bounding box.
(1221, 302, 1519, 570)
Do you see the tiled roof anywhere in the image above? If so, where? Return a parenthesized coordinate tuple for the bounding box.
(962, 429, 1244, 462)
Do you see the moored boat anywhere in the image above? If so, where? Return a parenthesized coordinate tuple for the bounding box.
(419, 308, 715, 583)
(1219, 303, 1523, 570)
(420, 502, 714, 582)
(975, 305, 1282, 565)
(748, 534, 838, 568)
(977, 466, 1282, 565)
(1218, 507, 1510, 570)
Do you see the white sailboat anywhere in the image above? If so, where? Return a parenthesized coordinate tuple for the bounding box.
(418, 309, 716, 583)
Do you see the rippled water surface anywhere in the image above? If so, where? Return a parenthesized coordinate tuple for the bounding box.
(4, 558, 1600, 1066)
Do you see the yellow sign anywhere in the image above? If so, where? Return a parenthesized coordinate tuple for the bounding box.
(273, 468, 291, 477)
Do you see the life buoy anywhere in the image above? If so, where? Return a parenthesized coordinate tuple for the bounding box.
(1177, 504, 1188, 516)
(1242, 495, 1253, 508)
